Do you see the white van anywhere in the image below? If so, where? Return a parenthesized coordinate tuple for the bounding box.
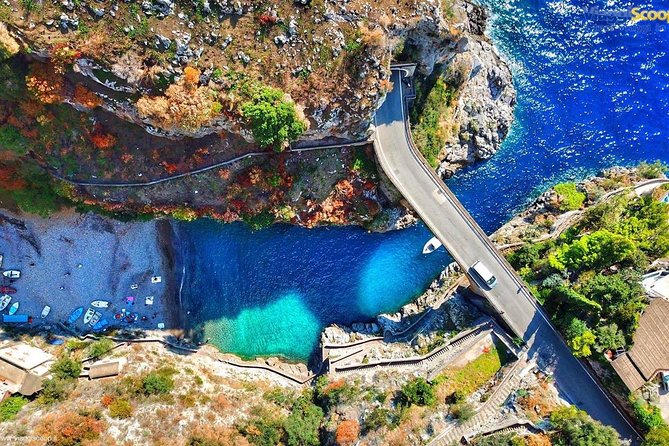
(470, 261, 497, 289)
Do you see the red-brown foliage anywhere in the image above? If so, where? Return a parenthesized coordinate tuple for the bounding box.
(258, 13, 277, 26)
(35, 411, 105, 446)
(89, 125, 117, 150)
(100, 394, 114, 407)
(335, 419, 360, 446)
(0, 164, 26, 190)
(25, 63, 65, 104)
(73, 84, 103, 109)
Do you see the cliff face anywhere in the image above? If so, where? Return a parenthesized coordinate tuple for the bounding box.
(0, 0, 515, 228)
(1, 0, 513, 149)
(407, 3, 516, 177)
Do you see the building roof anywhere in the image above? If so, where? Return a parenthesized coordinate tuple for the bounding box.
(88, 360, 122, 379)
(612, 353, 646, 392)
(0, 344, 54, 370)
(612, 298, 669, 391)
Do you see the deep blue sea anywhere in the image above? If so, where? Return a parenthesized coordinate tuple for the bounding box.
(180, 0, 669, 360)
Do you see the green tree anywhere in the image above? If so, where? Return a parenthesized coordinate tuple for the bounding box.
(283, 394, 324, 446)
(570, 330, 596, 357)
(241, 85, 306, 150)
(549, 406, 621, 446)
(549, 229, 636, 272)
(643, 424, 669, 446)
(594, 323, 625, 352)
(401, 377, 436, 407)
(553, 182, 586, 211)
(51, 355, 82, 380)
(109, 398, 133, 419)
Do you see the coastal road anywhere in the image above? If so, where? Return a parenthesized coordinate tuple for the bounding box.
(373, 68, 641, 444)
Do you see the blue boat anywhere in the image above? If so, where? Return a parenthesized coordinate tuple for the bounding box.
(68, 306, 84, 324)
(92, 319, 109, 332)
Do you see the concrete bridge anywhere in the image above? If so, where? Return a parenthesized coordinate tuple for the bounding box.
(372, 65, 641, 443)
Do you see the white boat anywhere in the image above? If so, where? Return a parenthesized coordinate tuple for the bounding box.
(89, 311, 101, 326)
(83, 308, 95, 324)
(422, 236, 443, 254)
(8, 302, 19, 315)
(0, 295, 11, 311)
(91, 300, 110, 308)
(0, 254, 3, 268)
(41, 305, 51, 318)
(2, 270, 20, 279)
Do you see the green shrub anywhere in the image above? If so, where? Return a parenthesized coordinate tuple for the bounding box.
(241, 85, 305, 150)
(637, 161, 668, 179)
(553, 182, 586, 211)
(283, 394, 324, 446)
(141, 372, 174, 395)
(87, 338, 114, 359)
(38, 378, 72, 405)
(108, 398, 133, 419)
(451, 402, 475, 422)
(240, 408, 285, 446)
(51, 355, 82, 380)
(0, 125, 30, 155)
(411, 76, 457, 168)
(0, 396, 27, 421)
(549, 405, 620, 446)
(401, 377, 436, 407)
(632, 399, 665, 432)
(363, 407, 394, 431)
(243, 211, 275, 231)
(644, 424, 669, 446)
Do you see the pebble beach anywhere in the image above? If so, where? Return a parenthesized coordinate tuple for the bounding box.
(0, 209, 179, 332)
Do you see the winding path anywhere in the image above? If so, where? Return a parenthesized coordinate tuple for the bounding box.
(373, 67, 641, 444)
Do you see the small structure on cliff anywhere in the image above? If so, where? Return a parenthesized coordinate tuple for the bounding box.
(0, 343, 54, 400)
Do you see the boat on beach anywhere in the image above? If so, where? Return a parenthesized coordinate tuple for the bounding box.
(0, 286, 16, 294)
(92, 319, 108, 331)
(422, 236, 443, 254)
(41, 305, 51, 318)
(2, 270, 20, 279)
(0, 295, 11, 311)
(68, 307, 84, 324)
(89, 311, 101, 326)
(83, 308, 95, 324)
(91, 300, 110, 308)
(8, 302, 19, 315)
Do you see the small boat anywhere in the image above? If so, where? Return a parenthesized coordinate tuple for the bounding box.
(92, 319, 109, 331)
(151, 276, 162, 284)
(68, 307, 84, 324)
(89, 311, 101, 326)
(130, 283, 139, 290)
(91, 300, 110, 308)
(0, 295, 11, 311)
(41, 305, 51, 318)
(83, 308, 95, 325)
(0, 254, 3, 268)
(2, 270, 20, 279)
(0, 286, 16, 294)
(422, 236, 443, 254)
(8, 302, 19, 315)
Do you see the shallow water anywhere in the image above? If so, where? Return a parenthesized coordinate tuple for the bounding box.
(181, 0, 669, 360)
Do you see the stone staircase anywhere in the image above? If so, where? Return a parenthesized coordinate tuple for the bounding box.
(428, 355, 527, 446)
